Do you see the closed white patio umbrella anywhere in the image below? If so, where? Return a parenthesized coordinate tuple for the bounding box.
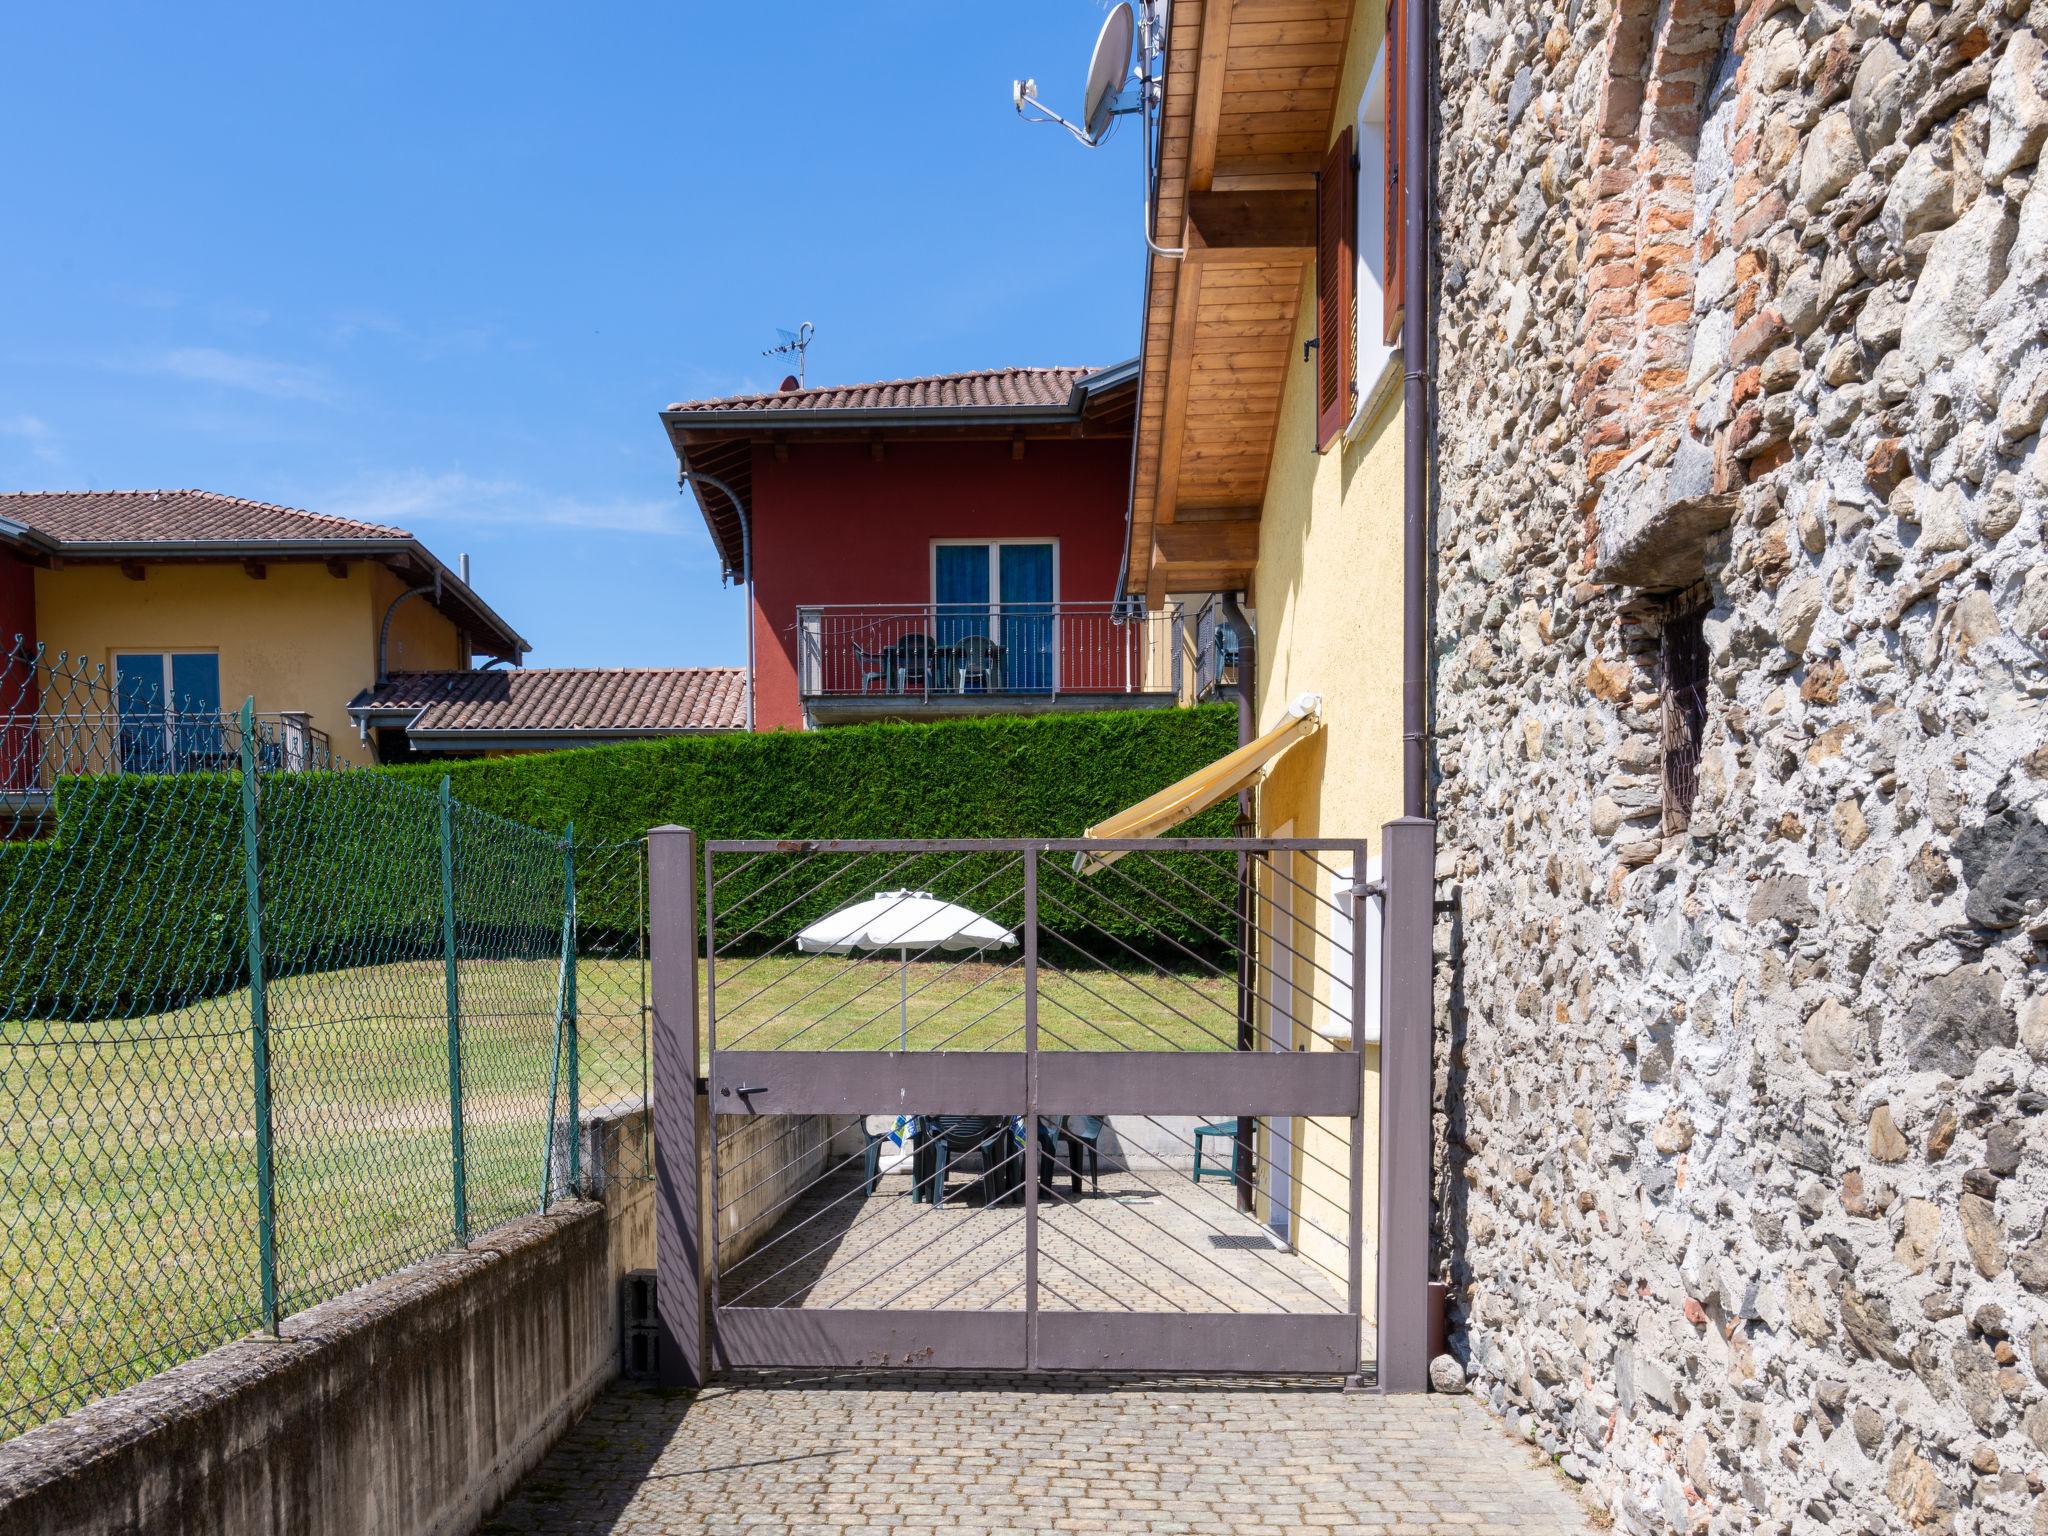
(796, 889, 1018, 1048)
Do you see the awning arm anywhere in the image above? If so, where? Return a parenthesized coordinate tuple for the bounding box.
(1074, 692, 1322, 874)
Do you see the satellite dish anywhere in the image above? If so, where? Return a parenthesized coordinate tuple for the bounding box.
(1081, 4, 1136, 144)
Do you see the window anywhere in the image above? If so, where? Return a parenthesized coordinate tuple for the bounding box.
(931, 540, 1058, 692)
(1659, 595, 1709, 835)
(1315, 0, 1405, 452)
(114, 651, 223, 773)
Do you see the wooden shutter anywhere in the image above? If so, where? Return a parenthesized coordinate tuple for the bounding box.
(1314, 124, 1357, 452)
(1383, 0, 1407, 345)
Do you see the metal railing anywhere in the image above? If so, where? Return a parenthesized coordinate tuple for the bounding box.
(796, 601, 1184, 701)
(1, 709, 337, 793)
(0, 645, 652, 1440)
(1192, 594, 1244, 702)
(647, 831, 1426, 1383)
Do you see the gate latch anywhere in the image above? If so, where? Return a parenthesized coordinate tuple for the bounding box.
(720, 1082, 762, 1101)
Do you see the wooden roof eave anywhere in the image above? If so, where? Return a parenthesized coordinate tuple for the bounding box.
(1128, 0, 1355, 603)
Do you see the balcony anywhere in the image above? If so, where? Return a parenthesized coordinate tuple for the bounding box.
(1, 710, 337, 802)
(796, 602, 1185, 725)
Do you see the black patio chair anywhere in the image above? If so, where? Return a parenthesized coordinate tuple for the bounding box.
(952, 634, 1003, 693)
(1053, 1115, 1103, 1195)
(912, 1115, 1011, 1206)
(891, 633, 938, 694)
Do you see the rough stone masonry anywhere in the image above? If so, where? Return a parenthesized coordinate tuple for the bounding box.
(1430, 0, 2048, 1531)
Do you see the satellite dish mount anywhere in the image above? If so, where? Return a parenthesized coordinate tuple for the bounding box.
(1013, 2, 1140, 147)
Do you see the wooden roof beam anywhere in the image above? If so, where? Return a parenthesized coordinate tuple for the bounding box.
(1184, 188, 1315, 261)
(1188, 0, 1235, 193)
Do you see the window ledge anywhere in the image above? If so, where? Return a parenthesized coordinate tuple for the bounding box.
(1342, 347, 1403, 444)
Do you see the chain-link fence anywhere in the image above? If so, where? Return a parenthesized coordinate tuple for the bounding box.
(0, 645, 645, 1439)
(570, 836, 652, 1183)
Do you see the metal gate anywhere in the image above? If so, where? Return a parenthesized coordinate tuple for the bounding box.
(648, 828, 1435, 1387)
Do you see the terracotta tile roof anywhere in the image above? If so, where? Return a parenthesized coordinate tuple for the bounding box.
(352, 668, 747, 736)
(666, 366, 1101, 415)
(0, 489, 410, 544)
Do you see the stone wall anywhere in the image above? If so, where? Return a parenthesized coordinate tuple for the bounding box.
(1432, 0, 2048, 1531)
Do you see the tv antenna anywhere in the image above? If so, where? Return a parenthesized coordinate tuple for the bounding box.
(1011, 3, 1181, 258)
(762, 322, 815, 387)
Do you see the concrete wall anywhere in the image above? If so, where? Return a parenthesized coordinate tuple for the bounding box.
(0, 1109, 654, 1536)
(715, 1112, 860, 1268)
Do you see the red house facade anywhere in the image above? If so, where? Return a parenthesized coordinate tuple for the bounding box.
(662, 363, 1185, 731)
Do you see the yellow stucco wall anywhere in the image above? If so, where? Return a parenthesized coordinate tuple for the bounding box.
(1247, 4, 1405, 1320)
(32, 560, 466, 761)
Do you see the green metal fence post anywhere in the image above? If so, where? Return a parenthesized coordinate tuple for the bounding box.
(565, 822, 580, 1195)
(439, 776, 469, 1246)
(236, 698, 280, 1334)
(541, 822, 575, 1209)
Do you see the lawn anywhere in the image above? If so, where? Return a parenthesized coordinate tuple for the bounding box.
(0, 952, 1233, 1438)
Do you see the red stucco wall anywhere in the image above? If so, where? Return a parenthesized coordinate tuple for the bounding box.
(747, 437, 1131, 730)
(0, 552, 35, 657)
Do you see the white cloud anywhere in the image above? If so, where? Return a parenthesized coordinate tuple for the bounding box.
(121, 346, 338, 403)
(0, 414, 61, 464)
(322, 471, 689, 536)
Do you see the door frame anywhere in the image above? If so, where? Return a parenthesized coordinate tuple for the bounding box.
(929, 538, 1060, 692)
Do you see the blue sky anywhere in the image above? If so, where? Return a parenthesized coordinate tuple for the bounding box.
(0, 4, 1145, 665)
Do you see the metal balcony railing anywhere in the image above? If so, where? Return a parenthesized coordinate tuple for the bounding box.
(1192, 595, 1245, 702)
(0, 710, 336, 794)
(796, 602, 1184, 703)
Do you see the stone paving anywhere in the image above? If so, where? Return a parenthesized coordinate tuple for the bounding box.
(485, 1374, 1599, 1535)
(722, 1155, 1354, 1319)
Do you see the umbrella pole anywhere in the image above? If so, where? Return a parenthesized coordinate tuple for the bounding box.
(899, 948, 909, 1051)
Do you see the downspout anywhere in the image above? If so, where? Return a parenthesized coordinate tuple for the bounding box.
(378, 576, 439, 683)
(1401, 0, 1432, 819)
(1376, 0, 1439, 1396)
(1220, 591, 1259, 1215)
(679, 468, 754, 732)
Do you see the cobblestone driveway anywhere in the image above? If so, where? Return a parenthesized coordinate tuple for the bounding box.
(486, 1375, 1596, 1535)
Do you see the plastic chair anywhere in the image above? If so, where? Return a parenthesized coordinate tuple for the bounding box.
(952, 634, 1003, 693)
(1054, 1115, 1104, 1195)
(1193, 1119, 1242, 1183)
(913, 1115, 1009, 1205)
(893, 634, 937, 694)
(850, 641, 890, 695)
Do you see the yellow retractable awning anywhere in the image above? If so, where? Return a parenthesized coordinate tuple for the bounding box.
(1075, 693, 1323, 874)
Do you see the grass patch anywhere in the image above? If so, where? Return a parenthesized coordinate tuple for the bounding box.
(1, 952, 1231, 1437)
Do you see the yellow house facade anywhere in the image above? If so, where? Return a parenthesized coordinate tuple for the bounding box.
(0, 490, 526, 765)
(1125, 0, 1405, 1312)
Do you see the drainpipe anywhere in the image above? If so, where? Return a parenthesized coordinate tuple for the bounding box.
(1376, 0, 1438, 1396)
(680, 469, 754, 732)
(1219, 591, 1259, 1215)
(377, 574, 440, 683)
(1400, 0, 1431, 821)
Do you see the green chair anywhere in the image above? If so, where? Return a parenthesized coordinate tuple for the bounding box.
(1193, 1119, 1241, 1183)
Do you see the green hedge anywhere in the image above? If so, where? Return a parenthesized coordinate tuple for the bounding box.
(0, 707, 1242, 1020)
(1, 770, 563, 1021)
(387, 706, 1245, 957)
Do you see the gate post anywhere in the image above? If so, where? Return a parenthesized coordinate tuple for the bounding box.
(1377, 816, 1436, 1392)
(649, 825, 704, 1389)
